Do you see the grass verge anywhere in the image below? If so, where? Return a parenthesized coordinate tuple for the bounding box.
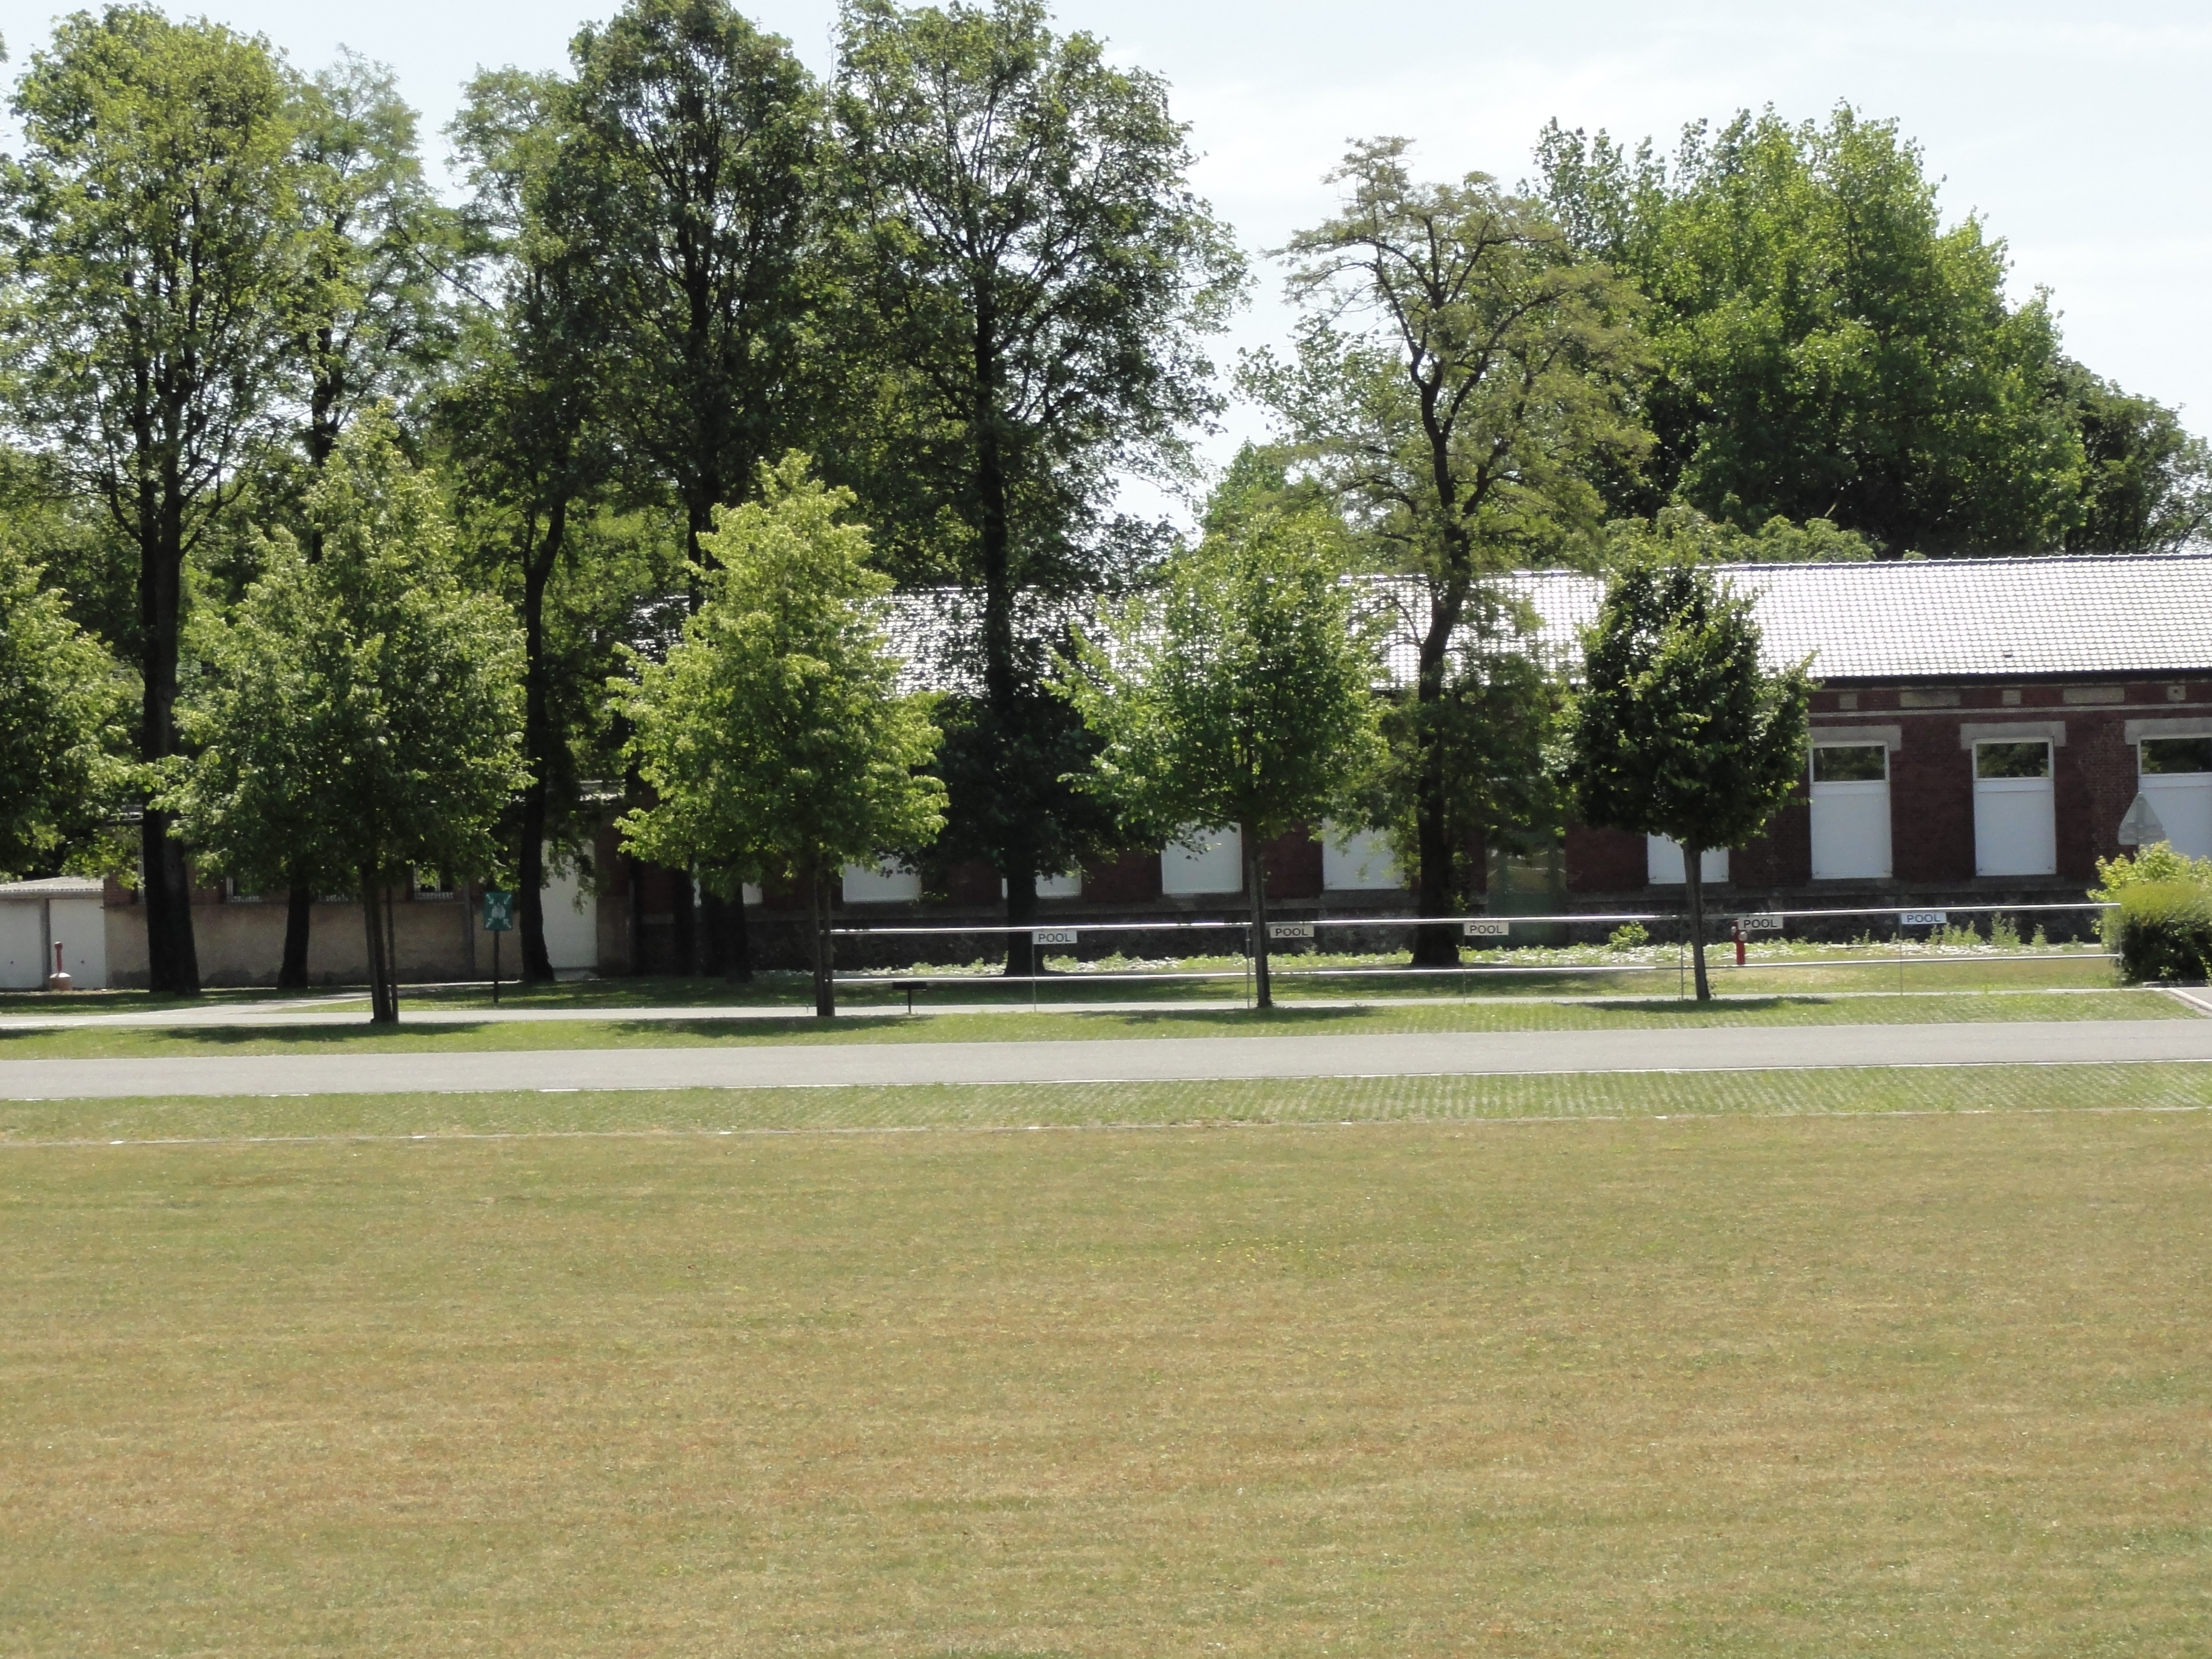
(0, 988, 2182, 1060)
(1, 1074, 2204, 1657)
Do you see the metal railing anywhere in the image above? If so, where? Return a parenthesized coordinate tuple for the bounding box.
(821, 900, 2121, 1005)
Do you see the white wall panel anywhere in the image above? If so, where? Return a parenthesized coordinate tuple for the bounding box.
(841, 862, 922, 903)
(1810, 782, 1892, 879)
(1321, 824, 1401, 891)
(1646, 836, 1729, 885)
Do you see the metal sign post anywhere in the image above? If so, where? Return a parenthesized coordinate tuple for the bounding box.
(482, 889, 515, 1005)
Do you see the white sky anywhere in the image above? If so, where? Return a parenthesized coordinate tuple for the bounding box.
(5, 0, 2206, 500)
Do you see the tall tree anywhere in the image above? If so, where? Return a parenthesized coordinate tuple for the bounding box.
(1565, 557, 1809, 1002)
(2054, 359, 2212, 552)
(617, 455, 946, 1017)
(1251, 138, 1646, 965)
(0, 543, 133, 882)
(1066, 506, 1383, 1009)
(447, 67, 629, 985)
(272, 49, 461, 986)
(568, 0, 823, 979)
(835, 0, 1244, 976)
(167, 412, 526, 1021)
(1, 8, 304, 994)
(1537, 107, 2111, 554)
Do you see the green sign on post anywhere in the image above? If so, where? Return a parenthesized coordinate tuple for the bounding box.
(482, 889, 515, 1004)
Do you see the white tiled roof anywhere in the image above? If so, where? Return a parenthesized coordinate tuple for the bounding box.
(886, 552, 2212, 693)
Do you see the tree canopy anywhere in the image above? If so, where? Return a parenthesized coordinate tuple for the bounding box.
(0, 543, 132, 882)
(167, 413, 526, 1021)
(617, 455, 946, 1014)
(1067, 506, 1382, 1007)
(1565, 557, 1810, 999)
(1537, 106, 2208, 554)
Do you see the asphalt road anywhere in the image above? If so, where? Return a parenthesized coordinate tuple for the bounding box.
(2, 1019, 2208, 1099)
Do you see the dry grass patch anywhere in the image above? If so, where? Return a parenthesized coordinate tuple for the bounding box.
(1, 1085, 2207, 1656)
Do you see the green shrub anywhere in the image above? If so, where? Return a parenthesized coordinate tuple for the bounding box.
(2109, 880, 2212, 982)
(1988, 912, 2021, 950)
(1607, 922, 1649, 951)
(2092, 842, 2212, 901)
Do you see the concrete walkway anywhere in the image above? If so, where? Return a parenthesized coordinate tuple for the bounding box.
(2, 1019, 2209, 1099)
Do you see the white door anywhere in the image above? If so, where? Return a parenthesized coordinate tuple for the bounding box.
(0, 901, 41, 989)
(540, 853, 598, 973)
(1810, 743, 1892, 879)
(1322, 823, 1401, 891)
(1646, 836, 1728, 885)
(1973, 740, 2056, 876)
(2137, 737, 2212, 859)
(1162, 825, 1242, 894)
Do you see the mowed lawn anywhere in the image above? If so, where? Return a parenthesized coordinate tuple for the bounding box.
(3, 1074, 2207, 1655)
(0, 987, 2184, 1062)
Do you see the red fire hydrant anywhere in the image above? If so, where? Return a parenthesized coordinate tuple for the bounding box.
(1732, 920, 1746, 968)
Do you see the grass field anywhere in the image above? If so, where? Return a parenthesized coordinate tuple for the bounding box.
(0, 987, 2182, 1060)
(4, 1067, 2208, 1655)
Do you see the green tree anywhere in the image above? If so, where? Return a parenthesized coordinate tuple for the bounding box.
(2, 7, 306, 994)
(1603, 504, 1874, 565)
(1250, 138, 1646, 965)
(447, 66, 631, 986)
(167, 413, 526, 1022)
(2054, 360, 2212, 552)
(1537, 107, 2102, 554)
(272, 49, 463, 986)
(834, 0, 1244, 975)
(1065, 508, 1383, 1009)
(617, 455, 946, 1017)
(1564, 558, 1810, 1002)
(566, 0, 825, 979)
(0, 544, 133, 881)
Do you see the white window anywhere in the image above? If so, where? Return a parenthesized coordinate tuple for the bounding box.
(840, 861, 921, 903)
(1810, 743, 1892, 879)
(1161, 825, 1242, 894)
(1002, 872, 1084, 899)
(1646, 836, 1728, 886)
(1322, 823, 1401, 891)
(1973, 740, 2056, 876)
(2137, 736, 2212, 859)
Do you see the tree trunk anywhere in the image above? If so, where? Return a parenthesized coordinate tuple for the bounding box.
(1409, 578, 1468, 970)
(806, 863, 835, 1018)
(1685, 851, 1712, 1003)
(517, 502, 563, 984)
(723, 882, 752, 983)
(626, 851, 645, 976)
(361, 862, 394, 1024)
(670, 870, 697, 976)
(700, 888, 728, 977)
(139, 491, 199, 996)
(1245, 822, 1273, 1010)
(279, 883, 313, 988)
(1004, 868, 1037, 979)
(384, 878, 401, 1022)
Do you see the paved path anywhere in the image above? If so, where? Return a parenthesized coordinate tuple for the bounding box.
(2, 1019, 2209, 1099)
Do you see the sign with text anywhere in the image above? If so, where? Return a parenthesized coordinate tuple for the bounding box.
(1737, 913, 1785, 933)
(1463, 919, 1512, 937)
(1900, 910, 1948, 928)
(1031, 929, 1078, 947)
(481, 890, 515, 933)
(1267, 922, 1315, 940)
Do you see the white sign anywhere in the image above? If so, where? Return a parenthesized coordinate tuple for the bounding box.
(1031, 929, 1078, 947)
(1900, 910, 1948, 927)
(2118, 793, 2167, 847)
(1737, 913, 1785, 933)
(1267, 922, 1315, 940)
(1464, 919, 1511, 937)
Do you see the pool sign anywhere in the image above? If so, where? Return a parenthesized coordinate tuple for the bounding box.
(482, 890, 515, 932)
(1031, 928, 1078, 947)
(1737, 913, 1785, 933)
(1463, 919, 1511, 937)
(1268, 922, 1315, 940)
(1900, 910, 1948, 928)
